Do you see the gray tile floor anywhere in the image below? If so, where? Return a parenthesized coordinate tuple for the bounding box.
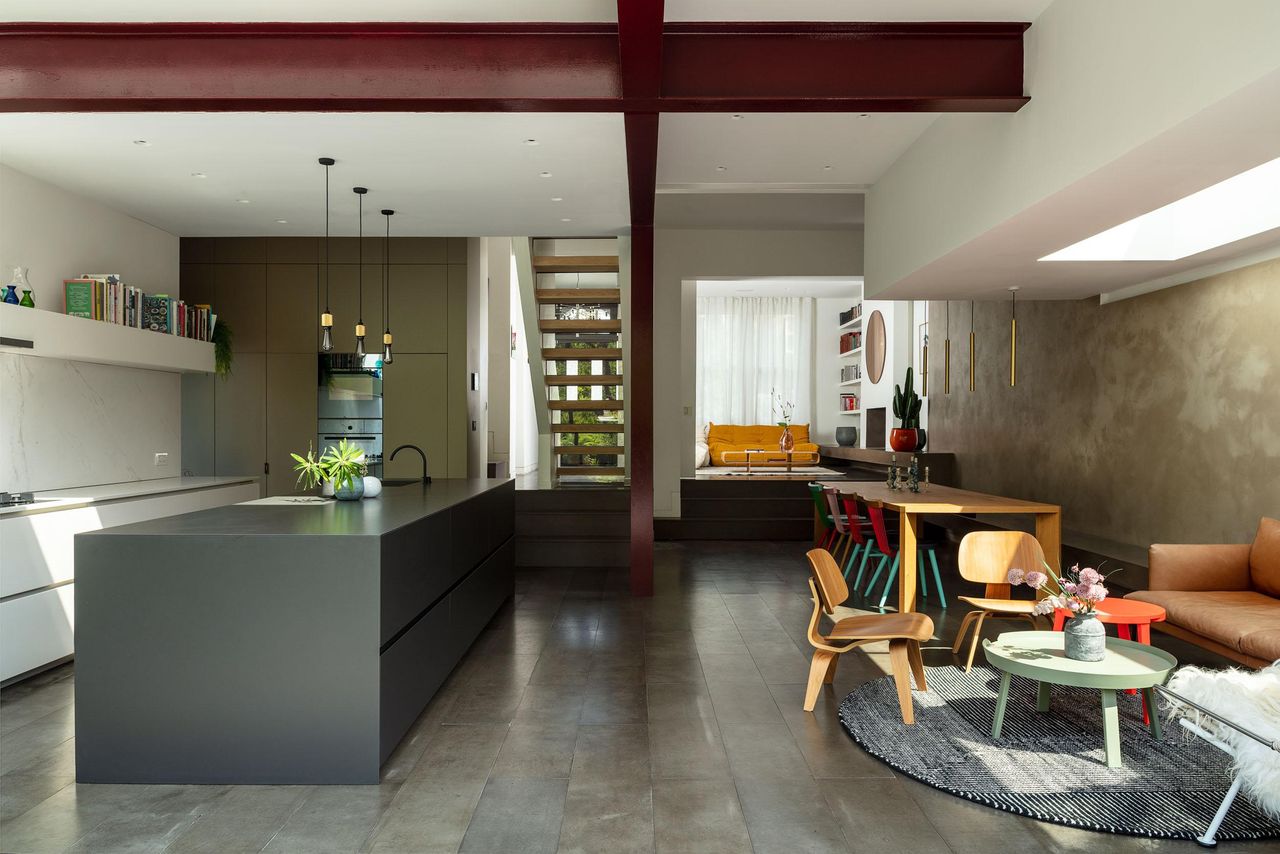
(0, 540, 1253, 853)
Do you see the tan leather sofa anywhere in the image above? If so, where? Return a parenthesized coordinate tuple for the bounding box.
(1126, 517, 1280, 668)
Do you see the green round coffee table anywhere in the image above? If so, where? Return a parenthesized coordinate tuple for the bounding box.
(982, 631, 1178, 768)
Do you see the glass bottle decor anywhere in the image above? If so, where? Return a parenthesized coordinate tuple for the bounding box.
(4, 267, 31, 306)
(19, 289, 35, 308)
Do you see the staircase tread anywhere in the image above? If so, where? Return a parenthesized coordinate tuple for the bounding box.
(533, 255, 620, 273)
(543, 348, 623, 359)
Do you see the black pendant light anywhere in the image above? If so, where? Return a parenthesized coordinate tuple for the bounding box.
(381, 208, 395, 365)
(353, 186, 368, 358)
(318, 157, 335, 352)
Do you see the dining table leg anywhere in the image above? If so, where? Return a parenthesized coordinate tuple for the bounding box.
(1035, 511, 1062, 576)
(899, 511, 921, 613)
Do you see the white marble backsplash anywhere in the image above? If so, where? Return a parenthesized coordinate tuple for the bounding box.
(0, 353, 181, 493)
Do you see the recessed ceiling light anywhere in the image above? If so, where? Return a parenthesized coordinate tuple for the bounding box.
(190, 171, 207, 179)
(236, 199, 251, 204)
(731, 114, 743, 120)
(551, 197, 564, 202)
(560, 217, 573, 222)
(823, 165, 833, 171)
(716, 166, 727, 172)
(858, 113, 870, 119)
(539, 171, 553, 178)
(133, 139, 151, 146)
(524, 139, 539, 146)
(1041, 154, 1280, 261)
(275, 219, 288, 224)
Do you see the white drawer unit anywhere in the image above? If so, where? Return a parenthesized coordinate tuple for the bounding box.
(0, 478, 261, 683)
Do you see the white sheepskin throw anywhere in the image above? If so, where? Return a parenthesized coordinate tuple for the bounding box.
(695, 440, 710, 469)
(1165, 663, 1280, 820)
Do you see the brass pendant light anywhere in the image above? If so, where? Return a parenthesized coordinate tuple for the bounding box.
(353, 186, 368, 359)
(968, 300, 976, 391)
(381, 208, 394, 365)
(944, 300, 951, 394)
(318, 157, 335, 352)
(1008, 286, 1019, 387)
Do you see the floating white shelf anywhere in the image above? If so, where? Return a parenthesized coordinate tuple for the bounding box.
(838, 317, 862, 330)
(839, 379, 861, 387)
(838, 410, 861, 416)
(839, 347, 862, 359)
(0, 304, 214, 374)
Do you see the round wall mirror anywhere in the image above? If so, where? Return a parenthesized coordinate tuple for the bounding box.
(865, 309, 887, 383)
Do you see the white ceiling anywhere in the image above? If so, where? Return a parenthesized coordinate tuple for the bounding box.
(698, 277, 861, 298)
(656, 193, 863, 230)
(658, 113, 938, 189)
(2, 0, 1050, 23)
(0, 113, 630, 237)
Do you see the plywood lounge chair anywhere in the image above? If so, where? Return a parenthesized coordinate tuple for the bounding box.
(804, 548, 935, 723)
(952, 531, 1044, 672)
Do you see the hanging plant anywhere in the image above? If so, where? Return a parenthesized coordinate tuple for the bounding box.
(212, 319, 234, 378)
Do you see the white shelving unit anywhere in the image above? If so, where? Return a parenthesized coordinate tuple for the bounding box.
(0, 304, 214, 374)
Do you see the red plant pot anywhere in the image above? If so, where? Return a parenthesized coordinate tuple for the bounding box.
(889, 428, 920, 453)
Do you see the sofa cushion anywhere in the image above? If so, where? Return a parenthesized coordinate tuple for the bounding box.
(1239, 629, 1280, 664)
(1125, 590, 1280, 654)
(706, 423, 811, 447)
(1250, 517, 1280, 597)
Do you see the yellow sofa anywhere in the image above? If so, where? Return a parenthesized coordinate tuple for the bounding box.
(707, 423, 820, 467)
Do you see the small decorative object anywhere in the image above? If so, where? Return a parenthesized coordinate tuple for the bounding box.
(835, 425, 858, 447)
(291, 438, 369, 501)
(362, 475, 383, 498)
(1008, 562, 1119, 662)
(212, 319, 234, 378)
(886, 455, 897, 488)
(924, 466, 931, 486)
(19, 288, 34, 307)
(889, 367, 923, 452)
(865, 310, 887, 383)
(907, 455, 921, 493)
(772, 388, 796, 452)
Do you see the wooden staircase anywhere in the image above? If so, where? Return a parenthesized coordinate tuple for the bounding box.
(533, 247, 626, 482)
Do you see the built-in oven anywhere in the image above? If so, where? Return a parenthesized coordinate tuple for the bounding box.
(318, 354, 384, 478)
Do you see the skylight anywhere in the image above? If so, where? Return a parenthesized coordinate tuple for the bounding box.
(1040, 155, 1280, 261)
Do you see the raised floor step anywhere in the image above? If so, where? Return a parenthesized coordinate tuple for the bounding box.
(536, 288, 620, 304)
(556, 466, 626, 477)
(545, 375, 624, 386)
(542, 347, 622, 360)
(555, 445, 625, 454)
(551, 424, 625, 434)
(533, 255, 619, 273)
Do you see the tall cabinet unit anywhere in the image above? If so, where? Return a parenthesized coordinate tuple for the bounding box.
(180, 237, 468, 496)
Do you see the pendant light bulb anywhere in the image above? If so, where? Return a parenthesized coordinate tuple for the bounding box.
(354, 186, 368, 358)
(318, 157, 336, 351)
(381, 208, 395, 365)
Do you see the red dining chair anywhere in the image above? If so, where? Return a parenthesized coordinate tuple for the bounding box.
(860, 499, 947, 609)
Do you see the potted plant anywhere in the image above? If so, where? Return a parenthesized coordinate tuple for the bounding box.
(890, 366, 923, 452)
(291, 438, 369, 501)
(1009, 563, 1119, 661)
(212, 320, 234, 378)
(772, 389, 796, 452)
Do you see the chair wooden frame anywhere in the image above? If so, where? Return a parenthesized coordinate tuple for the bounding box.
(952, 530, 1046, 671)
(805, 548, 935, 723)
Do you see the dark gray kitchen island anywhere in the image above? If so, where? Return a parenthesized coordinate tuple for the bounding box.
(73, 478, 514, 784)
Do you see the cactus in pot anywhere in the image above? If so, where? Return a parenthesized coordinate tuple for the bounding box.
(890, 367, 924, 451)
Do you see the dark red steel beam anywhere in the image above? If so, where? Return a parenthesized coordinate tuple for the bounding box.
(618, 2, 663, 596)
(0, 21, 1028, 112)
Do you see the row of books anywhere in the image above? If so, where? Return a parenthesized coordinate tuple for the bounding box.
(839, 330, 862, 354)
(840, 363, 862, 383)
(840, 393, 860, 412)
(838, 304, 863, 326)
(64, 275, 217, 342)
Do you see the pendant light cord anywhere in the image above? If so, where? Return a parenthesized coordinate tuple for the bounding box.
(324, 165, 329, 308)
(384, 214, 389, 330)
(357, 193, 363, 325)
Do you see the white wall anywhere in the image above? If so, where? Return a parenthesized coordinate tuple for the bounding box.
(0, 167, 183, 493)
(0, 165, 179, 311)
(865, 0, 1280, 297)
(509, 263, 539, 476)
(486, 238, 513, 470)
(654, 228, 863, 517)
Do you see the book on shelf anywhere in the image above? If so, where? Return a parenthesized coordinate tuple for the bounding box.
(840, 393, 860, 411)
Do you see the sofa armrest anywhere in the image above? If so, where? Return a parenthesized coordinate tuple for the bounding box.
(1147, 543, 1252, 591)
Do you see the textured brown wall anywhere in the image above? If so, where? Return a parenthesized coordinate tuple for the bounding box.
(928, 257, 1280, 552)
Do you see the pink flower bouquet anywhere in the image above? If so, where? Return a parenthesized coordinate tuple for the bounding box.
(1007, 562, 1116, 616)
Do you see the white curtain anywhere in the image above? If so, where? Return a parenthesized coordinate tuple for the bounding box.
(696, 296, 813, 428)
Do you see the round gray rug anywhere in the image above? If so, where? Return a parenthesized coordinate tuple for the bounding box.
(838, 665, 1280, 843)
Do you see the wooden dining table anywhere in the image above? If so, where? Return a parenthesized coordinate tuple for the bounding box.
(820, 481, 1061, 613)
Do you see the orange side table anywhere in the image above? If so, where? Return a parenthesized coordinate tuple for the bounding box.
(1053, 598, 1167, 723)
